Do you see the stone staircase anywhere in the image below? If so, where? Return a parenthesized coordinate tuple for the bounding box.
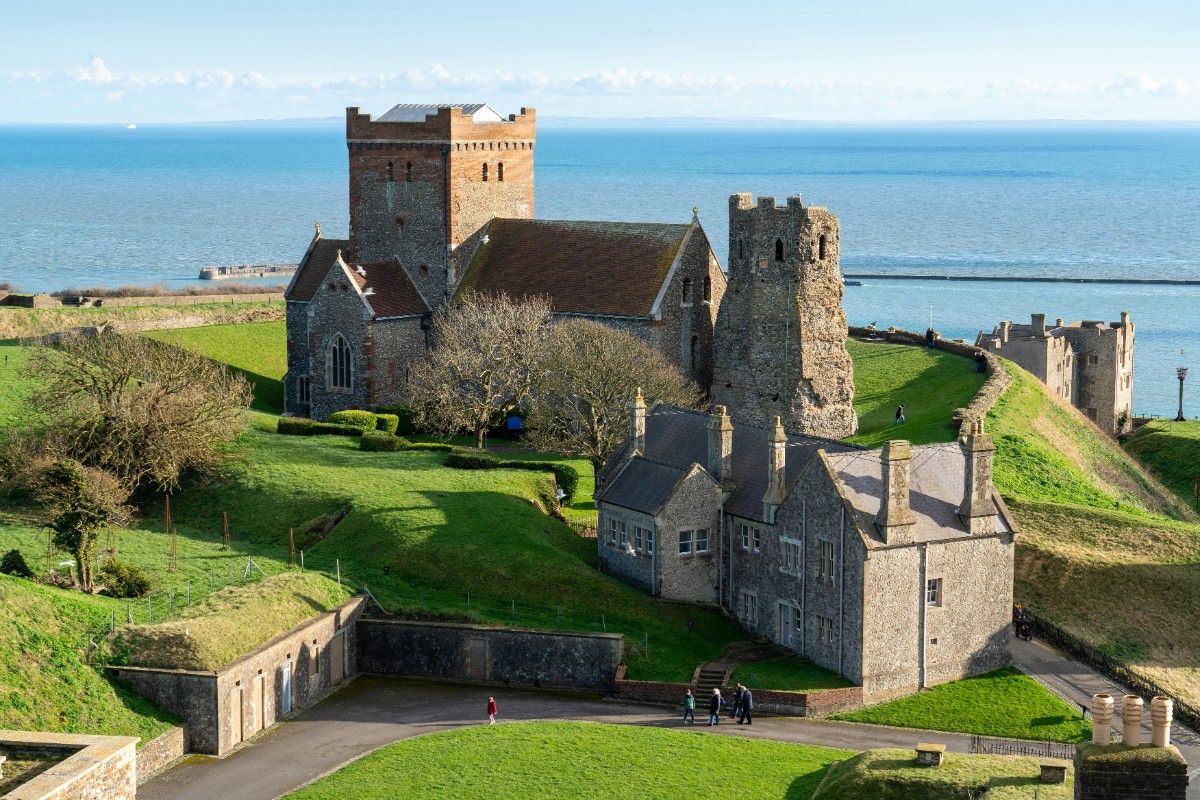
(694, 666, 729, 698)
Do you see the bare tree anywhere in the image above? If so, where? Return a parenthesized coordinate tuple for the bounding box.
(525, 319, 702, 468)
(409, 292, 553, 449)
(28, 331, 252, 492)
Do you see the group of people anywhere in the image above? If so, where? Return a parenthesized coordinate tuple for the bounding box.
(682, 685, 753, 726)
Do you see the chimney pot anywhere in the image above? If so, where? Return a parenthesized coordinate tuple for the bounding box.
(707, 405, 734, 488)
(762, 416, 787, 522)
(1122, 695, 1144, 745)
(959, 418, 997, 534)
(631, 388, 646, 453)
(1001, 321, 1011, 343)
(1032, 313, 1047, 336)
(1151, 695, 1173, 747)
(1092, 694, 1115, 745)
(876, 440, 917, 542)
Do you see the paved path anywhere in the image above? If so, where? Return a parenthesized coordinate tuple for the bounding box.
(1012, 636, 1200, 796)
(140, 677, 977, 800)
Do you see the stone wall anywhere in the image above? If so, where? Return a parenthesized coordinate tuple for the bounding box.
(655, 469, 722, 603)
(1, 732, 137, 800)
(713, 194, 856, 439)
(284, 299, 310, 416)
(134, 727, 186, 785)
(104, 668, 216, 753)
(306, 261, 371, 420)
(597, 505, 658, 594)
(611, 666, 863, 716)
(1073, 743, 1189, 800)
(357, 618, 622, 691)
(653, 223, 726, 388)
(365, 316, 428, 407)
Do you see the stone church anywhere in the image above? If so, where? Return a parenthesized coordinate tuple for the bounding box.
(284, 103, 727, 420)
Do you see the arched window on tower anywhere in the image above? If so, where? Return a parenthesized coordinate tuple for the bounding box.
(703, 275, 712, 303)
(386, 161, 394, 182)
(497, 162, 504, 182)
(775, 238, 784, 261)
(405, 162, 413, 182)
(818, 234, 827, 260)
(328, 334, 352, 391)
(682, 277, 693, 304)
(482, 163, 489, 182)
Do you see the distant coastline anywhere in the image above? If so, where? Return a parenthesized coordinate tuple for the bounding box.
(843, 273, 1200, 286)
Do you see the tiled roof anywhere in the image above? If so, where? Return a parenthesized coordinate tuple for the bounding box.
(287, 236, 349, 302)
(377, 103, 502, 123)
(454, 218, 691, 317)
(350, 260, 430, 318)
(826, 445, 1013, 543)
(597, 458, 687, 515)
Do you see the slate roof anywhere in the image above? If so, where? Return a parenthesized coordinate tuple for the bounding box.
(454, 218, 691, 317)
(377, 103, 503, 123)
(597, 458, 688, 515)
(287, 235, 350, 303)
(344, 259, 430, 318)
(825, 445, 1013, 543)
(597, 406, 860, 522)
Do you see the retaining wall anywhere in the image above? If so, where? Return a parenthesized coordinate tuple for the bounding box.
(0, 731, 137, 800)
(357, 618, 623, 691)
(134, 727, 186, 785)
(611, 666, 863, 716)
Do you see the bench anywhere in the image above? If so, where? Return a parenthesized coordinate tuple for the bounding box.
(915, 743, 945, 767)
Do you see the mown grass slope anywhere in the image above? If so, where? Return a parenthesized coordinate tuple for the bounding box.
(285, 721, 852, 800)
(146, 320, 287, 411)
(1124, 419, 1200, 509)
(0, 301, 282, 340)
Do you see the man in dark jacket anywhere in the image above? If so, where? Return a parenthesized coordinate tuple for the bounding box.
(732, 683, 745, 719)
(708, 688, 723, 726)
(738, 688, 753, 725)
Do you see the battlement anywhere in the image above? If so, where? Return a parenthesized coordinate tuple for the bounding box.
(346, 104, 537, 144)
(730, 193, 805, 212)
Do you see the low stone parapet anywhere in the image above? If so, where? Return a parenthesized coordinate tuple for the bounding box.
(134, 727, 187, 785)
(611, 665, 863, 716)
(0, 730, 137, 800)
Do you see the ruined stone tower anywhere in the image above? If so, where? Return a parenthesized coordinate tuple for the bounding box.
(711, 194, 857, 439)
(346, 104, 536, 305)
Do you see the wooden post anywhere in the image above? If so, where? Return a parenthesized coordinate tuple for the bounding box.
(289, 528, 296, 567)
(222, 511, 230, 549)
(163, 494, 171, 533)
(169, 526, 178, 572)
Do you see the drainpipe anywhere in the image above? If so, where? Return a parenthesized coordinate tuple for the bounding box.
(838, 506, 845, 677)
(650, 521, 657, 596)
(918, 543, 928, 689)
(717, 499, 726, 608)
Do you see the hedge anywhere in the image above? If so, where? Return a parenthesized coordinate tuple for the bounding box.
(442, 450, 581, 502)
(360, 432, 412, 452)
(375, 413, 400, 435)
(444, 449, 501, 470)
(328, 410, 378, 432)
(374, 404, 418, 435)
(309, 422, 364, 437)
(277, 416, 316, 435)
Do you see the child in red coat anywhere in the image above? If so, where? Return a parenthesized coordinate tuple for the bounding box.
(487, 696, 497, 724)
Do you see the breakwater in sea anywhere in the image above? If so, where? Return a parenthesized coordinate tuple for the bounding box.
(199, 263, 297, 280)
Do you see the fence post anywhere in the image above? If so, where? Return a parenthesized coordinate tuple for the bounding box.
(289, 528, 296, 567)
(126, 603, 132, 624)
(511, 600, 515, 626)
(111, 608, 116, 633)
(336, 559, 341, 587)
(187, 581, 191, 605)
(300, 550, 305, 571)
(602, 614, 606, 632)
(169, 589, 174, 615)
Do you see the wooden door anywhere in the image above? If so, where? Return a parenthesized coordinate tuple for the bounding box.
(280, 661, 293, 716)
(229, 686, 244, 748)
(330, 631, 345, 684)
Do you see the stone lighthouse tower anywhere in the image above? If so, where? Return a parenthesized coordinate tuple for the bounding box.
(711, 193, 857, 439)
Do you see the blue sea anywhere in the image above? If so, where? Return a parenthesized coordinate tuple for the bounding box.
(1, 121, 1198, 417)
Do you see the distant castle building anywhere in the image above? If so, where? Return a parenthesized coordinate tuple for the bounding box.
(594, 404, 1015, 701)
(285, 103, 726, 419)
(976, 312, 1135, 434)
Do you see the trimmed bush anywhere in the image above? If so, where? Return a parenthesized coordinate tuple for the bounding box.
(374, 414, 400, 435)
(277, 416, 316, 436)
(444, 449, 501, 470)
(507, 460, 581, 503)
(328, 410, 378, 432)
(360, 432, 412, 452)
(0, 549, 33, 578)
(404, 442, 454, 452)
(310, 422, 365, 437)
(374, 404, 418, 435)
(98, 561, 151, 598)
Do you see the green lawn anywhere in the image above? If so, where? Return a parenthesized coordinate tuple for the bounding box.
(731, 657, 854, 692)
(812, 748, 1072, 800)
(831, 667, 1090, 743)
(285, 721, 853, 800)
(1124, 419, 1200, 510)
(146, 320, 287, 412)
(0, 340, 37, 427)
(845, 339, 986, 447)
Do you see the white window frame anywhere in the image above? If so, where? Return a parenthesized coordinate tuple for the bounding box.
(327, 333, 353, 392)
(298, 375, 311, 404)
(817, 615, 835, 643)
(634, 526, 643, 551)
(740, 523, 750, 550)
(818, 539, 835, 580)
(619, 522, 628, 548)
(678, 530, 693, 555)
(609, 519, 618, 547)
(646, 529, 655, 555)
(739, 590, 757, 623)
(752, 527, 762, 553)
(927, 578, 943, 607)
(695, 529, 709, 553)
(781, 537, 802, 576)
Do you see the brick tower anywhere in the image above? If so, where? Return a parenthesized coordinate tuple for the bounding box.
(345, 104, 536, 305)
(711, 194, 857, 439)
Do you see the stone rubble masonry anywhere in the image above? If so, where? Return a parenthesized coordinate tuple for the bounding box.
(610, 665, 863, 716)
(0, 730, 137, 800)
(109, 596, 364, 756)
(356, 618, 623, 692)
(1073, 743, 1189, 800)
(712, 194, 857, 439)
(133, 727, 186, 786)
(305, 259, 371, 420)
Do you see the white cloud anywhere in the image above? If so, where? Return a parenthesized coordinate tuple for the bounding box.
(73, 56, 113, 83)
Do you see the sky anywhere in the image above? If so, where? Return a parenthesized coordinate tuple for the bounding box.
(2, 0, 1200, 123)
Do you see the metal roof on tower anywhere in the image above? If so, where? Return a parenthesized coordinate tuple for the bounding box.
(376, 103, 503, 123)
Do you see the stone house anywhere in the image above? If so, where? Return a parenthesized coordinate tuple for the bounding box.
(284, 102, 727, 418)
(595, 401, 1016, 701)
(977, 312, 1135, 434)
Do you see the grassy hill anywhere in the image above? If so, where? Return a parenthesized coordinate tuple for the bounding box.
(0, 300, 283, 340)
(1124, 419, 1200, 509)
(285, 721, 852, 800)
(146, 320, 287, 412)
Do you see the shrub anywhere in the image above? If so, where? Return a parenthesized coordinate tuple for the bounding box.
(375, 405, 418, 435)
(327, 410, 378, 432)
(0, 549, 33, 578)
(360, 432, 412, 452)
(404, 442, 454, 452)
(309, 422, 364, 437)
(98, 560, 151, 598)
(506, 460, 581, 503)
(444, 449, 501, 470)
(374, 414, 400, 435)
(277, 416, 316, 436)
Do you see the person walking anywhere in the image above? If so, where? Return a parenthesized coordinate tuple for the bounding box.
(738, 688, 753, 725)
(894, 404, 906, 426)
(708, 688, 723, 726)
(486, 696, 497, 724)
(682, 689, 696, 724)
(732, 683, 745, 720)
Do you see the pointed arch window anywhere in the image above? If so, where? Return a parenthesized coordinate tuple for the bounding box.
(775, 238, 784, 261)
(328, 334, 353, 391)
(497, 161, 504, 182)
(405, 162, 413, 182)
(482, 162, 489, 182)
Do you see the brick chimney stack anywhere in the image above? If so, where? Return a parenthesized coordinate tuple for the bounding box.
(1032, 313, 1047, 336)
(707, 405, 734, 489)
(631, 388, 646, 453)
(762, 417, 787, 522)
(958, 419, 998, 535)
(876, 440, 917, 544)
